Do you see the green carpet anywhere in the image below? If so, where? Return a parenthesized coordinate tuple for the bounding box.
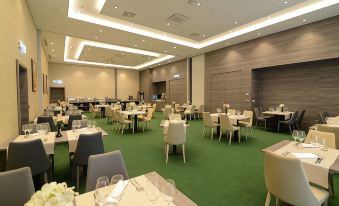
(53, 112, 339, 205)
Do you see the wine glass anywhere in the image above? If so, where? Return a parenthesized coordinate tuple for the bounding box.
(145, 179, 160, 204)
(41, 124, 49, 141)
(22, 124, 30, 138)
(320, 137, 328, 151)
(310, 134, 319, 146)
(87, 120, 92, 128)
(292, 130, 299, 142)
(297, 131, 306, 148)
(110, 174, 124, 201)
(162, 179, 176, 206)
(76, 120, 82, 130)
(92, 120, 97, 128)
(36, 124, 44, 137)
(94, 176, 110, 206)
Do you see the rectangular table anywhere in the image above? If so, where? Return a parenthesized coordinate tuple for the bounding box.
(263, 140, 339, 194)
(13, 132, 56, 155)
(95, 105, 110, 117)
(210, 113, 249, 125)
(34, 114, 87, 125)
(120, 111, 146, 133)
(75, 171, 197, 206)
(262, 111, 293, 120)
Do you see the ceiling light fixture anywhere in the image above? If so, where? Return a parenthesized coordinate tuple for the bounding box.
(284, 1, 289, 5)
(69, 0, 339, 49)
(302, 18, 307, 22)
(234, 21, 238, 24)
(142, 39, 145, 42)
(50, 42, 54, 45)
(99, 29, 102, 32)
(52, 49, 55, 52)
(173, 46, 177, 49)
(114, 6, 118, 9)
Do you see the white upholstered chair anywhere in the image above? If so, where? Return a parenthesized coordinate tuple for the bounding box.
(202, 112, 219, 140)
(227, 109, 236, 115)
(239, 110, 253, 140)
(264, 150, 329, 206)
(169, 113, 182, 121)
(305, 130, 336, 149)
(164, 120, 187, 164)
(139, 108, 154, 132)
(195, 105, 204, 119)
(105, 107, 113, 124)
(89, 103, 100, 118)
(163, 107, 174, 120)
(116, 111, 134, 134)
(317, 125, 339, 149)
(219, 114, 240, 145)
(184, 105, 196, 120)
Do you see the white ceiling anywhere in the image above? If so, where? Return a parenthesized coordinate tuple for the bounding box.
(27, 0, 339, 70)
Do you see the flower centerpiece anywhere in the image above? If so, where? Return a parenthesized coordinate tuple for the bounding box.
(25, 182, 78, 206)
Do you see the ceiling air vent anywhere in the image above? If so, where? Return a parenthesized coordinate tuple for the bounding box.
(123, 11, 136, 18)
(48, 55, 51, 60)
(190, 33, 200, 38)
(167, 13, 189, 25)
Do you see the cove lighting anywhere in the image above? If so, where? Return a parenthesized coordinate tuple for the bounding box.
(64, 36, 174, 70)
(68, 0, 339, 49)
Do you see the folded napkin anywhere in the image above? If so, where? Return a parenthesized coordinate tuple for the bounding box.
(300, 143, 319, 148)
(291, 153, 318, 159)
(106, 180, 129, 203)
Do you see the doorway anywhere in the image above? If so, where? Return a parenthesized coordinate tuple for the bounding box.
(16, 60, 29, 132)
(50, 87, 65, 103)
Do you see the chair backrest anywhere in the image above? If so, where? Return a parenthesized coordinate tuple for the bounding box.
(228, 109, 236, 115)
(254, 108, 261, 119)
(264, 151, 320, 206)
(165, 120, 186, 145)
(73, 132, 105, 166)
(111, 109, 119, 122)
(297, 110, 306, 124)
(66, 114, 82, 130)
(288, 111, 299, 124)
(86, 150, 129, 192)
(105, 107, 113, 117)
(305, 130, 336, 149)
(165, 105, 172, 109)
(242, 110, 253, 126)
(219, 114, 235, 131)
(37, 116, 56, 132)
(116, 111, 127, 123)
(169, 113, 182, 121)
(190, 105, 196, 113)
(146, 108, 154, 119)
(0, 167, 35, 206)
(7, 139, 51, 176)
(197, 105, 204, 113)
(163, 108, 173, 120)
(89, 103, 95, 112)
(152, 103, 157, 110)
(202, 112, 215, 127)
(22, 123, 51, 134)
(317, 125, 339, 149)
(324, 112, 330, 118)
(319, 112, 326, 124)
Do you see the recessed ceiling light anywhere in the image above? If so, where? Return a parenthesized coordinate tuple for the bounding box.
(302, 18, 307, 22)
(99, 29, 102, 33)
(50, 42, 54, 45)
(51, 49, 55, 52)
(197, 2, 201, 6)
(257, 32, 261, 36)
(134, 44, 137, 47)
(114, 6, 118, 9)
(167, 23, 170, 26)
(164, 50, 168, 53)
(142, 39, 145, 42)
(173, 46, 177, 49)
(284, 1, 289, 5)
(267, 16, 272, 19)
(234, 21, 238, 24)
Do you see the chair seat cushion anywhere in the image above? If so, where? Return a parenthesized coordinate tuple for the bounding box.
(310, 185, 329, 204)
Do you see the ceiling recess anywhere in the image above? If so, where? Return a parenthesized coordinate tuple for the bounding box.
(123, 11, 136, 18)
(167, 13, 189, 25)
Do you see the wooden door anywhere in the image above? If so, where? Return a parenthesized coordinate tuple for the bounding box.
(169, 80, 177, 103)
(211, 73, 225, 112)
(224, 71, 242, 110)
(50, 87, 65, 103)
(16, 61, 29, 131)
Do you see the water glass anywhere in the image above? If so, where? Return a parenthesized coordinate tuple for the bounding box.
(92, 120, 97, 128)
(292, 130, 299, 142)
(94, 176, 110, 206)
(110, 174, 124, 186)
(87, 120, 92, 128)
(145, 179, 160, 204)
(22, 124, 30, 137)
(320, 138, 328, 151)
(162, 179, 176, 205)
(310, 134, 319, 146)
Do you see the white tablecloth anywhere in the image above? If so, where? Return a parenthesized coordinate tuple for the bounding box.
(13, 132, 56, 155)
(262, 111, 293, 120)
(210, 113, 248, 125)
(274, 142, 339, 188)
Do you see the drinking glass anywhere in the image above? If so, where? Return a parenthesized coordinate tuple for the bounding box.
(298, 131, 306, 143)
(145, 179, 160, 204)
(94, 176, 110, 206)
(76, 120, 82, 130)
(22, 124, 29, 138)
(36, 124, 44, 136)
(310, 134, 319, 146)
(41, 124, 48, 141)
(27, 124, 33, 137)
(162, 179, 176, 206)
(92, 120, 97, 128)
(87, 120, 92, 128)
(292, 130, 299, 142)
(110, 174, 124, 186)
(320, 138, 328, 151)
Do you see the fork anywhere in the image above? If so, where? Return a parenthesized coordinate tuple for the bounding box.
(130, 179, 144, 191)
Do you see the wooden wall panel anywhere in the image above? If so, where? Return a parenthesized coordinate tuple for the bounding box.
(205, 15, 339, 128)
(139, 69, 152, 102)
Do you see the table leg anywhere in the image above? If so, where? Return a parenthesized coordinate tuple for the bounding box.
(133, 116, 138, 133)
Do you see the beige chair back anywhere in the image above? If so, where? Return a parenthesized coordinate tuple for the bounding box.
(317, 125, 339, 149)
(169, 113, 182, 121)
(111, 109, 119, 122)
(189, 105, 196, 114)
(152, 103, 157, 110)
(228, 109, 236, 115)
(165, 120, 186, 145)
(264, 151, 321, 206)
(105, 107, 112, 117)
(305, 130, 336, 149)
(165, 105, 172, 109)
(163, 108, 173, 119)
(116, 111, 127, 123)
(89, 103, 95, 112)
(175, 104, 180, 110)
(219, 114, 235, 131)
(242, 110, 253, 126)
(202, 112, 216, 127)
(197, 105, 204, 113)
(146, 108, 154, 119)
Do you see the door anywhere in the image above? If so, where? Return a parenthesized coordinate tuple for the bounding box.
(211, 73, 226, 112)
(50, 87, 65, 103)
(224, 71, 242, 110)
(16, 60, 29, 132)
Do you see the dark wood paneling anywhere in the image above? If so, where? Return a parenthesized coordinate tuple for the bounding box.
(139, 69, 152, 102)
(205, 16, 339, 126)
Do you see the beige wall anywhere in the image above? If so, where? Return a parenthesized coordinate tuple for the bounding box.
(0, 0, 42, 145)
(117, 70, 139, 100)
(49, 63, 116, 98)
(41, 46, 49, 107)
(192, 55, 205, 106)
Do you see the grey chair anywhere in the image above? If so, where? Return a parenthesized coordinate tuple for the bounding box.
(295, 110, 305, 130)
(7, 139, 51, 183)
(0, 167, 35, 206)
(278, 111, 299, 134)
(85, 150, 129, 192)
(71, 132, 104, 191)
(254, 108, 272, 131)
(319, 112, 327, 124)
(37, 116, 56, 132)
(66, 114, 82, 130)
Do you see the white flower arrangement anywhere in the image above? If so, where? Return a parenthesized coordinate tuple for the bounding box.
(25, 182, 78, 206)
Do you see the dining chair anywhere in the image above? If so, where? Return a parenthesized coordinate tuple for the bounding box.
(202, 112, 219, 139)
(89, 103, 100, 118)
(264, 151, 329, 206)
(239, 110, 253, 140)
(70, 132, 104, 191)
(163, 107, 174, 120)
(319, 112, 327, 124)
(65, 114, 82, 130)
(164, 120, 187, 164)
(277, 111, 299, 134)
(37, 115, 57, 132)
(227, 109, 236, 115)
(105, 107, 113, 124)
(152, 103, 157, 117)
(219, 114, 240, 145)
(184, 105, 196, 120)
(116, 111, 134, 134)
(305, 130, 336, 149)
(86, 150, 129, 192)
(195, 105, 204, 119)
(317, 125, 339, 149)
(295, 110, 306, 130)
(140, 108, 154, 132)
(254, 108, 272, 131)
(169, 113, 182, 121)
(0, 167, 35, 206)
(111, 109, 120, 131)
(7, 139, 51, 184)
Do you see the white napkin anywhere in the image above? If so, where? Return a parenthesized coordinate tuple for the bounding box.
(291, 153, 318, 159)
(106, 180, 129, 203)
(300, 143, 319, 148)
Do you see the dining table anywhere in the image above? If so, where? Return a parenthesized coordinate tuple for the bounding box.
(34, 114, 88, 125)
(95, 104, 110, 118)
(262, 110, 293, 120)
(263, 140, 339, 196)
(120, 110, 146, 133)
(75, 171, 197, 206)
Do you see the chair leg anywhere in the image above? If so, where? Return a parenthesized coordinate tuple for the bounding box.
(76, 166, 80, 192)
(43, 171, 48, 184)
(219, 129, 222, 141)
(289, 124, 293, 134)
(122, 124, 124, 135)
(245, 127, 247, 140)
(202, 126, 205, 138)
(238, 130, 241, 143)
(265, 192, 271, 206)
(211, 128, 214, 140)
(264, 120, 267, 131)
(166, 144, 169, 164)
(229, 132, 233, 146)
(249, 127, 253, 138)
(277, 123, 280, 133)
(182, 144, 186, 163)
